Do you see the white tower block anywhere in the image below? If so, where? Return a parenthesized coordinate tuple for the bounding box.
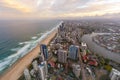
(24, 68, 31, 80)
(32, 60, 38, 71)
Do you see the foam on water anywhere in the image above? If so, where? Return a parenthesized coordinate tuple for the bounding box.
(31, 36, 37, 40)
(0, 42, 34, 73)
(0, 21, 62, 74)
(37, 33, 44, 36)
(18, 41, 31, 45)
(19, 42, 24, 45)
(37, 21, 62, 43)
(11, 47, 21, 52)
(0, 60, 12, 71)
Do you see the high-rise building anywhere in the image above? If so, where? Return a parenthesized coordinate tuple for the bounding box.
(72, 64, 81, 78)
(24, 68, 31, 80)
(38, 65, 46, 80)
(41, 61, 48, 77)
(32, 60, 38, 71)
(40, 44, 48, 60)
(58, 49, 67, 63)
(39, 55, 44, 63)
(38, 61, 48, 80)
(32, 61, 41, 80)
(68, 45, 79, 60)
(58, 22, 64, 32)
(109, 68, 120, 80)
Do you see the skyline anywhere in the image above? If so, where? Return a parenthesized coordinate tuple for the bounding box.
(0, 0, 120, 19)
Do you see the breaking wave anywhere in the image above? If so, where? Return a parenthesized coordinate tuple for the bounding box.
(0, 21, 62, 74)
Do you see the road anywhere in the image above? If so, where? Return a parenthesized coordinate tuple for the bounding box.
(78, 47, 87, 80)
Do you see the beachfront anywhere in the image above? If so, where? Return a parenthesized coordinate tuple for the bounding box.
(0, 27, 58, 80)
(0, 21, 120, 80)
(19, 21, 120, 80)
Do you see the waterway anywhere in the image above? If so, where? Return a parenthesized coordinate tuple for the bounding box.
(81, 33, 120, 64)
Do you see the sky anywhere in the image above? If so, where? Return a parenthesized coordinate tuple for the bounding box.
(0, 0, 120, 19)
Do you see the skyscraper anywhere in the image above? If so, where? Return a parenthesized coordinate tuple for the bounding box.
(41, 61, 48, 77)
(38, 61, 48, 80)
(24, 68, 31, 80)
(39, 55, 44, 63)
(32, 60, 38, 71)
(72, 64, 81, 78)
(58, 22, 64, 32)
(68, 45, 79, 60)
(38, 65, 46, 80)
(32, 60, 41, 80)
(40, 44, 48, 60)
(58, 49, 67, 63)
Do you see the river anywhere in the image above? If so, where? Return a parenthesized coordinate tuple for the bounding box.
(81, 33, 120, 64)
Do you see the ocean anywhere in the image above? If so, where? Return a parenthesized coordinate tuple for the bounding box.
(0, 20, 60, 74)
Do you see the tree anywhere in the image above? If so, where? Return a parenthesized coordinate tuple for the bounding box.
(118, 38, 120, 43)
(99, 74, 110, 80)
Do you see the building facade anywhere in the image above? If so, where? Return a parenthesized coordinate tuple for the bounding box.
(58, 49, 67, 63)
(72, 64, 81, 78)
(68, 45, 79, 60)
(38, 61, 48, 80)
(109, 68, 120, 80)
(24, 68, 31, 80)
(40, 44, 48, 60)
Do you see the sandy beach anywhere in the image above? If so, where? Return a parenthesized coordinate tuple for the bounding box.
(0, 29, 57, 80)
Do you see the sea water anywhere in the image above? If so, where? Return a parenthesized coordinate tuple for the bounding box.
(0, 20, 60, 74)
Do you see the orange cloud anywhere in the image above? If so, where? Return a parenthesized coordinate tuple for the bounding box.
(2, 0, 33, 13)
(0, 0, 120, 19)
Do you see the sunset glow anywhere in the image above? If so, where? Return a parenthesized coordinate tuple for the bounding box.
(0, 0, 120, 19)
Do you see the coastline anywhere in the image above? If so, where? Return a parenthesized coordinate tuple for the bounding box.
(0, 28, 58, 80)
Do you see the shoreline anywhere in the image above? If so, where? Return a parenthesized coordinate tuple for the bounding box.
(0, 29, 58, 80)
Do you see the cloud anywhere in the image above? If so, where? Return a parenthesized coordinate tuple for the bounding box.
(50, 0, 90, 13)
(0, 0, 120, 19)
(0, 0, 33, 13)
(60, 0, 120, 17)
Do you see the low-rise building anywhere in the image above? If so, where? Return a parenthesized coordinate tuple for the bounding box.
(81, 42, 87, 50)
